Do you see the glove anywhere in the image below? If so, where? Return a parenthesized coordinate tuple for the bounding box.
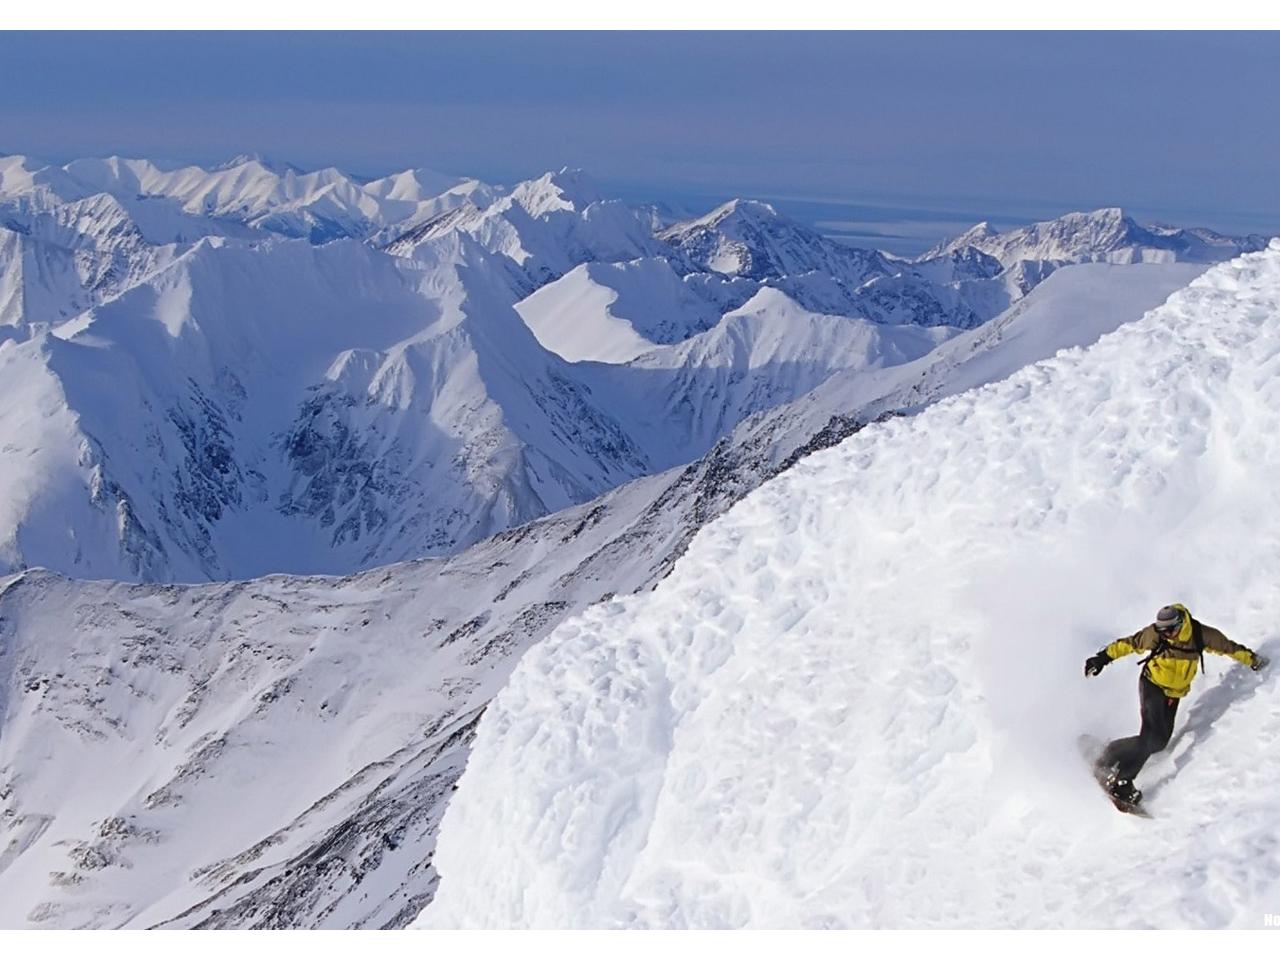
(1251, 652, 1269, 672)
(1084, 652, 1112, 677)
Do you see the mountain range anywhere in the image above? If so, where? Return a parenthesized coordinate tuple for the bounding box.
(2, 153, 1264, 582)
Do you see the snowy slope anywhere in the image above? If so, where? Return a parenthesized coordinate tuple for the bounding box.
(0, 556, 558, 929)
(418, 243, 1280, 929)
(719, 261, 1210, 474)
(0, 258, 1205, 929)
(514, 258, 755, 363)
(597, 287, 953, 465)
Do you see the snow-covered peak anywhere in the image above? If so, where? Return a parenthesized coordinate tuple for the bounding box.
(908, 244, 1005, 286)
(212, 152, 304, 175)
(0, 153, 492, 246)
(386, 169, 665, 291)
(934, 220, 997, 254)
(659, 197, 893, 285)
(508, 168, 605, 218)
(0, 154, 90, 204)
(362, 167, 471, 203)
(0, 188, 185, 326)
(926, 207, 1267, 267)
(1091, 205, 1125, 220)
(677, 198, 781, 232)
(0, 154, 44, 192)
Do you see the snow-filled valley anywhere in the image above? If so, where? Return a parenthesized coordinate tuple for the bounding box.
(418, 241, 1280, 929)
(0, 150, 1276, 929)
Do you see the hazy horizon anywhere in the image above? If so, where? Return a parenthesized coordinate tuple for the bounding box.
(4, 30, 1278, 255)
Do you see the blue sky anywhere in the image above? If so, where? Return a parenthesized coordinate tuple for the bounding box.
(3, 31, 1278, 254)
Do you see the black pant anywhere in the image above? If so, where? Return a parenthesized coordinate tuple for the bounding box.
(1099, 673, 1179, 781)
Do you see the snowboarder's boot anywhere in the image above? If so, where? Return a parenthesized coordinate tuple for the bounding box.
(1106, 775, 1142, 806)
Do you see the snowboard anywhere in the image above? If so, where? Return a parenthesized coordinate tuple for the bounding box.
(1077, 734, 1152, 818)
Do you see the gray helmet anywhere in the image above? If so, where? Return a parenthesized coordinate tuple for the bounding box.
(1154, 605, 1184, 634)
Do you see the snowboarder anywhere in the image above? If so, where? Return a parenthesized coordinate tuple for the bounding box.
(1083, 603, 1268, 807)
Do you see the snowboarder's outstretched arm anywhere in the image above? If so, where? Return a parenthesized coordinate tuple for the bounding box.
(1103, 630, 1150, 661)
(1201, 624, 1269, 671)
(1085, 630, 1148, 676)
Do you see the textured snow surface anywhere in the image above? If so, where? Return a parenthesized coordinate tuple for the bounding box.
(419, 243, 1280, 928)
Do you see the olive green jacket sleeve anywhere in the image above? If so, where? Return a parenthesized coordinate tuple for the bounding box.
(1200, 624, 1257, 666)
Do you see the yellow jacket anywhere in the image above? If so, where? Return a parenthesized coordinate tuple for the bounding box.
(1105, 604, 1256, 698)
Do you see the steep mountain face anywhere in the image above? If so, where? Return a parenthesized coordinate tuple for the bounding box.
(0, 193, 183, 326)
(418, 243, 1280, 930)
(831, 267, 1016, 331)
(0, 237, 422, 580)
(926, 207, 1269, 267)
(905, 245, 1005, 284)
(0, 257, 1207, 929)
